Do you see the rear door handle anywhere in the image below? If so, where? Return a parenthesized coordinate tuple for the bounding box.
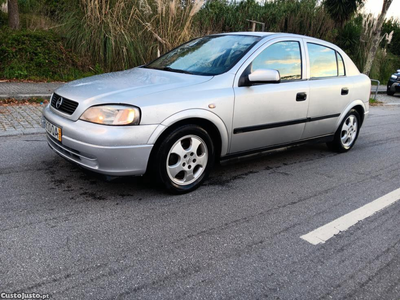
(296, 92, 307, 102)
(341, 88, 349, 95)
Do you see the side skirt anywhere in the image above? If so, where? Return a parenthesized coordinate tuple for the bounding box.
(220, 135, 334, 165)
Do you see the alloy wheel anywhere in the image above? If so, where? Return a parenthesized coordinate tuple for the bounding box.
(166, 135, 209, 186)
(341, 114, 358, 149)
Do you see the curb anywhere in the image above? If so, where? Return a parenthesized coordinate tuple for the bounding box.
(0, 128, 45, 137)
(0, 94, 52, 100)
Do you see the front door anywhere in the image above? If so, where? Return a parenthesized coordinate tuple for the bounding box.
(230, 39, 309, 154)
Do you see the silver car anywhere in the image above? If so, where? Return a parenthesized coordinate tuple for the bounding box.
(43, 32, 371, 193)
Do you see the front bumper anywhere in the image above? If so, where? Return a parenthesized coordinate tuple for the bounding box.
(42, 105, 157, 176)
(388, 80, 400, 92)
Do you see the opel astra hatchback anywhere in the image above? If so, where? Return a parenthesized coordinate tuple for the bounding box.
(43, 32, 371, 193)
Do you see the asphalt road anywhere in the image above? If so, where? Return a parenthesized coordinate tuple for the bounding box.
(1, 105, 400, 300)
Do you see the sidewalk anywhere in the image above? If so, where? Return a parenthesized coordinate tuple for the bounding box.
(0, 104, 45, 137)
(371, 84, 386, 95)
(0, 82, 64, 99)
(0, 82, 63, 137)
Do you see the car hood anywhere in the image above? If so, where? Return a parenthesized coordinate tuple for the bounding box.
(55, 67, 213, 104)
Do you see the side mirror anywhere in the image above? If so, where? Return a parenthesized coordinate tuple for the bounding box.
(248, 69, 281, 84)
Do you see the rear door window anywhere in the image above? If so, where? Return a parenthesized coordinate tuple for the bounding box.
(307, 43, 338, 78)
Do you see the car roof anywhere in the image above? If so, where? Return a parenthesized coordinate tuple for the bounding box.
(215, 31, 327, 43)
(215, 32, 342, 51)
(217, 31, 273, 36)
(210, 31, 274, 38)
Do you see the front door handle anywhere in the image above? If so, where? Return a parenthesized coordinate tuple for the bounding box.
(296, 92, 307, 102)
(341, 88, 349, 95)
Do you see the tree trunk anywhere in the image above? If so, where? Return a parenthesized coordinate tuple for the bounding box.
(8, 0, 20, 30)
(363, 0, 393, 76)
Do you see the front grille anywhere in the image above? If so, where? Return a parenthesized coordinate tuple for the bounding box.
(51, 93, 79, 115)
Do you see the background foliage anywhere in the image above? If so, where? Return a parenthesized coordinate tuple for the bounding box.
(0, 0, 399, 82)
(0, 28, 97, 80)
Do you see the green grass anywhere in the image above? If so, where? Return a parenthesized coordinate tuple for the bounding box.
(0, 27, 101, 81)
(369, 97, 383, 106)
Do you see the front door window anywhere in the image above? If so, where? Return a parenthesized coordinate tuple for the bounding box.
(251, 41, 302, 81)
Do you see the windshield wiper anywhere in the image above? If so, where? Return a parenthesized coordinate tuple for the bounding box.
(161, 67, 193, 74)
(142, 65, 194, 74)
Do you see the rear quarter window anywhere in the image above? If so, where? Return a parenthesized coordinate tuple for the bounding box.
(337, 52, 345, 76)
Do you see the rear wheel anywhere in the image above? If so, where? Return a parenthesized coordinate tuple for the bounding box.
(153, 125, 215, 194)
(387, 89, 395, 96)
(327, 109, 360, 153)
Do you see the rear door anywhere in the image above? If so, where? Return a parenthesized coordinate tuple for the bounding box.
(301, 42, 351, 139)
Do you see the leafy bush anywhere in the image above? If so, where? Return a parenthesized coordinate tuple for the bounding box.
(370, 50, 400, 83)
(335, 15, 364, 68)
(0, 11, 6, 27)
(0, 28, 99, 81)
(18, 0, 71, 16)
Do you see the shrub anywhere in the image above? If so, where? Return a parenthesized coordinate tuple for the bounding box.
(370, 50, 400, 83)
(0, 28, 98, 81)
(0, 10, 6, 27)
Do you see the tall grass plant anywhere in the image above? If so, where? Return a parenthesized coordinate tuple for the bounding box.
(61, 0, 203, 72)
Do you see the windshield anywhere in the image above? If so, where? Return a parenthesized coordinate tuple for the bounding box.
(144, 35, 261, 76)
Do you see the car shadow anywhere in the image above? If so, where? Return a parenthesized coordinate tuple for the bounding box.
(41, 142, 335, 201)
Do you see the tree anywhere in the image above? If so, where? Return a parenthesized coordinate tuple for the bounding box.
(382, 18, 400, 56)
(324, 0, 364, 28)
(363, 0, 393, 76)
(8, 0, 20, 30)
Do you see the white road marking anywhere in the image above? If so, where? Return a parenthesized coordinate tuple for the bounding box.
(301, 188, 400, 245)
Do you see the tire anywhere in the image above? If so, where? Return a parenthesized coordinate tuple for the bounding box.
(327, 109, 360, 153)
(387, 89, 395, 96)
(153, 125, 215, 194)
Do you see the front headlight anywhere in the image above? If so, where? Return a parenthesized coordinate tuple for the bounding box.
(80, 105, 141, 125)
(391, 74, 397, 80)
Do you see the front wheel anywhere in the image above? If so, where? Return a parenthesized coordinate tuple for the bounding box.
(327, 109, 360, 153)
(153, 125, 215, 194)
